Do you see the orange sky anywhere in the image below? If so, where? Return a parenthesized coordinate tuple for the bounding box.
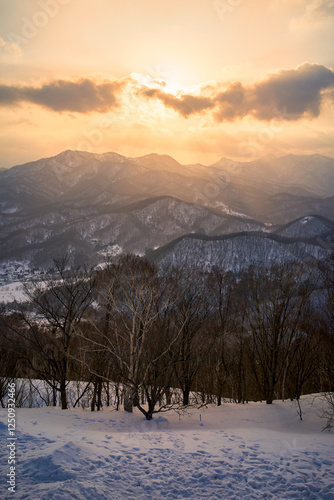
(0, 0, 334, 167)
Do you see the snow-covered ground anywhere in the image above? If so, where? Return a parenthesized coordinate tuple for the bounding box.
(0, 282, 26, 303)
(0, 396, 333, 499)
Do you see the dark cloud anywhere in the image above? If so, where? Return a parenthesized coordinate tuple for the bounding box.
(0, 78, 125, 113)
(0, 85, 22, 105)
(1, 64, 334, 122)
(250, 63, 334, 120)
(138, 87, 215, 117)
(139, 63, 334, 122)
(214, 82, 250, 121)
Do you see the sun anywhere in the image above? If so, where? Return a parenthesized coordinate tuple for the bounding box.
(131, 72, 187, 96)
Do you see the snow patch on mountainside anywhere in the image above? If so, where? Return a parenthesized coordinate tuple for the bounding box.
(213, 202, 252, 219)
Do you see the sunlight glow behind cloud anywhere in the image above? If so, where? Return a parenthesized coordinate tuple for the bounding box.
(0, 0, 333, 166)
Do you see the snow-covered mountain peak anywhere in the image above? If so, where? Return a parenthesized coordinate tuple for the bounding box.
(131, 153, 182, 171)
(210, 157, 240, 170)
(54, 150, 83, 167)
(101, 152, 127, 162)
(276, 215, 334, 239)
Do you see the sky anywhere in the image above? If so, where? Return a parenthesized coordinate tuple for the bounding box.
(0, 0, 334, 167)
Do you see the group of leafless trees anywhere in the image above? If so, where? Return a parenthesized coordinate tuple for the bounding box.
(0, 254, 333, 421)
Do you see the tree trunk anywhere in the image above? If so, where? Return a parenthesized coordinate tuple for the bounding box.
(115, 384, 120, 411)
(97, 378, 102, 411)
(137, 400, 155, 420)
(145, 401, 156, 420)
(266, 376, 275, 404)
(91, 380, 97, 411)
(165, 388, 172, 405)
(123, 386, 133, 413)
(183, 385, 191, 406)
(60, 379, 67, 410)
(60, 353, 68, 409)
(52, 385, 57, 407)
(105, 382, 110, 407)
(281, 357, 288, 402)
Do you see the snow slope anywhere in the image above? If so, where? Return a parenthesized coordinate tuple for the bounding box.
(0, 396, 333, 499)
(0, 282, 26, 303)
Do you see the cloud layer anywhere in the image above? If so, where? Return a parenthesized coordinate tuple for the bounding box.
(0, 64, 333, 121)
(0, 78, 125, 113)
(139, 63, 334, 122)
(138, 86, 215, 117)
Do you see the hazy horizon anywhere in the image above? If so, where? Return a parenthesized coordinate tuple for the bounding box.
(2, 148, 334, 172)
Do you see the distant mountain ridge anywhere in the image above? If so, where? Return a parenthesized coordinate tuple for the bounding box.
(0, 150, 334, 271)
(147, 231, 330, 272)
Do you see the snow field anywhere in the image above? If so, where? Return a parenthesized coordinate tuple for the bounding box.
(0, 396, 333, 499)
(0, 282, 26, 303)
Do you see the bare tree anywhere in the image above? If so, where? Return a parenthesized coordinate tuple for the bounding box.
(16, 257, 96, 409)
(246, 262, 315, 404)
(0, 316, 18, 407)
(318, 253, 334, 430)
(321, 392, 334, 431)
(172, 267, 213, 406)
(285, 308, 322, 401)
(205, 269, 233, 404)
(318, 253, 334, 391)
(80, 255, 186, 419)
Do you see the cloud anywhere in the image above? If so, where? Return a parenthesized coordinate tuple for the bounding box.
(1, 64, 334, 123)
(300, 0, 334, 22)
(0, 78, 126, 113)
(249, 63, 334, 120)
(0, 36, 22, 57)
(139, 63, 334, 122)
(137, 87, 215, 117)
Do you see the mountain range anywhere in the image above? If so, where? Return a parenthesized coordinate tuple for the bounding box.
(0, 150, 334, 272)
